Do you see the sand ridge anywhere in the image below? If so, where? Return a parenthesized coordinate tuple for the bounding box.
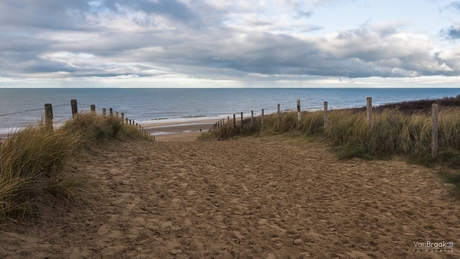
(1, 137, 459, 258)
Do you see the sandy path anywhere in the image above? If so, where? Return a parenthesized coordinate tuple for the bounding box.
(1, 137, 459, 259)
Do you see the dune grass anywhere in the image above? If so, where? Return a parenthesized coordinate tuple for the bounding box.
(0, 113, 150, 221)
(200, 105, 460, 193)
(201, 105, 460, 171)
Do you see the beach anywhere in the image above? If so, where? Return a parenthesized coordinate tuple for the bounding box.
(1, 132, 459, 258)
(143, 119, 216, 142)
(0, 119, 216, 144)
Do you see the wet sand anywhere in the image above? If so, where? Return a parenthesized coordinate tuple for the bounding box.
(144, 119, 216, 142)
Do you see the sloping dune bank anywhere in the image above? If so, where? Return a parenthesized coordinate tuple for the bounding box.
(1, 137, 459, 259)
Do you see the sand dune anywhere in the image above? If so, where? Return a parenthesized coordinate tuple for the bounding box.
(1, 136, 459, 258)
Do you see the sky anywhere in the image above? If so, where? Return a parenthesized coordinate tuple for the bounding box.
(1, 0, 460, 88)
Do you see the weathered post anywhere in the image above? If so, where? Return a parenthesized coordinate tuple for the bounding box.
(115, 111, 119, 118)
(432, 104, 439, 158)
(109, 108, 113, 117)
(44, 103, 53, 130)
(102, 108, 106, 118)
(277, 104, 281, 130)
(251, 110, 254, 127)
(297, 99, 301, 122)
(90, 104, 96, 114)
(70, 99, 78, 117)
(324, 101, 328, 131)
(227, 116, 230, 123)
(125, 118, 128, 124)
(366, 97, 372, 127)
(261, 109, 265, 131)
(121, 113, 124, 124)
(233, 114, 236, 129)
(129, 119, 132, 125)
(241, 112, 244, 130)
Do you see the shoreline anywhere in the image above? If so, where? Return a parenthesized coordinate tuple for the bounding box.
(5, 92, 460, 143)
(0, 118, 217, 143)
(144, 119, 216, 142)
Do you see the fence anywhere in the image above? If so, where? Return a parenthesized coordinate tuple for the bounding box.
(209, 97, 441, 159)
(1, 99, 153, 140)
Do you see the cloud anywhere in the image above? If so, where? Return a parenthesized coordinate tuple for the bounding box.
(296, 10, 314, 19)
(441, 25, 460, 40)
(0, 0, 91, 30)
(440, 2, 460, 40)
(447, 1, 460, 12)
(100, 0, 200, 25)
(0, 0, 459, 85)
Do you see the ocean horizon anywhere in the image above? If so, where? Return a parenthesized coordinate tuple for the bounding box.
(1, 88, 459, 134)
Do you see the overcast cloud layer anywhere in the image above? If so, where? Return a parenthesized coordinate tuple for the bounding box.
(1, 0, 460, 87)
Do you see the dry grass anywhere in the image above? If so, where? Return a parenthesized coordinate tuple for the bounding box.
(0, 113, 150, 221)
(203, 106, 460, 169)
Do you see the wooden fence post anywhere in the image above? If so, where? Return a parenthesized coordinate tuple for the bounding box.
(70, 99, 78, 117)
(297, 99, 301, 122)
(233, 114, 236, 129)
(44, 103, 53, 130)
(277, 104, 281, 130)
(121, 113, 124, 123)
(102, 108, 106, 118)
(241, 112, 243, 130)
(90, 104, 96, 114)
(251, 110, 254, 127)
(227, 116, 230, 123)
(261, 109, 264, 131)
(115, 111, 119, 118)
(109, 108, 113, 117)
(125, 118, 128, 124)
(432, 104, 439, 158)
(324, 101, 328, 131)
(367, 97, 372, 127)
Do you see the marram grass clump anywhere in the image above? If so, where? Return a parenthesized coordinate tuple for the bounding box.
(202, 106, 460, 168)
(0, 113, 149, 220)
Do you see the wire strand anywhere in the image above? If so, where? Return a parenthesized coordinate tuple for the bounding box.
(0, 104, 70, 118)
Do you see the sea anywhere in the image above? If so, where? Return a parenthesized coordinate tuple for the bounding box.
(0, 88, 459, 134)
